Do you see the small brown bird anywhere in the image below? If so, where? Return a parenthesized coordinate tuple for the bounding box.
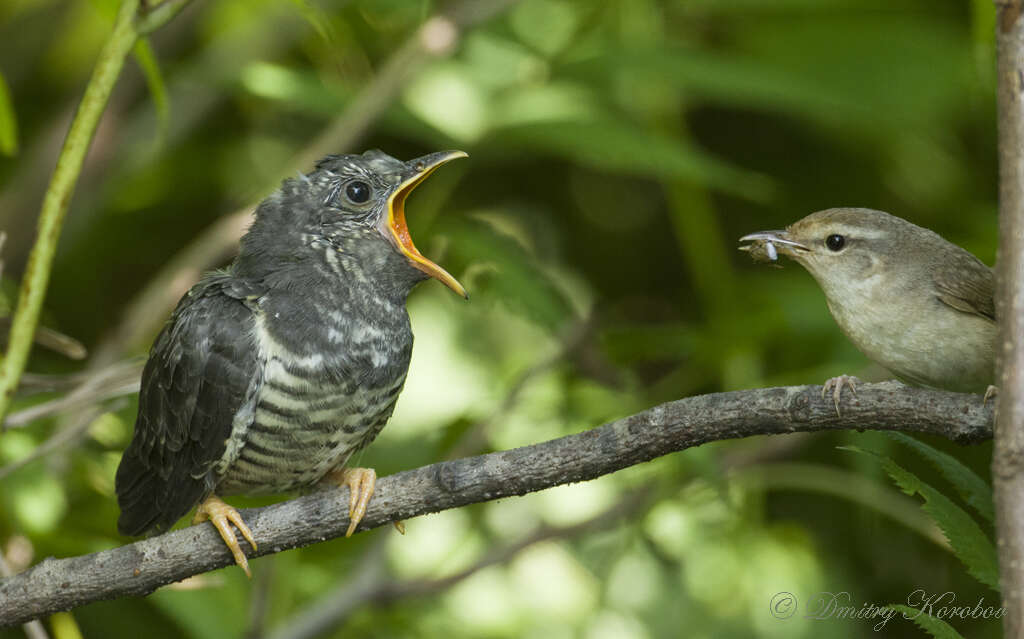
(740, 208, 995, 412)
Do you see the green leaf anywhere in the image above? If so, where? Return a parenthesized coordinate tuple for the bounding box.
(564, 46, 857, 123)
(447, 218, 577, 333)
(884, 605, 966, 639)
(0, 69, 18, 156)
(149, 575, 249, 639)
(841, 446, 999, 590)
(489, 120, 774, 201)
(287, 0, 337, 45)
(884, 432, 994, 523)
(241, 62, 348, 112)
(132, 37, 169, 146)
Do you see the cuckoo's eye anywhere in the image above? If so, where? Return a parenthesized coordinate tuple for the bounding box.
(345, 181, 371, 204)
(825, 234, 846, 251)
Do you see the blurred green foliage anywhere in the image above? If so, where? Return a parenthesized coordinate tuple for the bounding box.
(0, 0, 1003, 637)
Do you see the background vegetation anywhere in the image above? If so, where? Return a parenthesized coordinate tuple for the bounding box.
(0, 0, 1003, 637)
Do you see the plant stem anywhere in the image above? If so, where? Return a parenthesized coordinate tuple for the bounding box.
(0, 0, 191, 423)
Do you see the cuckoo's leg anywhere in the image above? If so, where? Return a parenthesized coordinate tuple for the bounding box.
(325, 467, 406, 535)
(193, 495, 257, 577)
(326, 467, 376, 537)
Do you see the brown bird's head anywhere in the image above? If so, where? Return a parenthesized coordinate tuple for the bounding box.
(738, 207, 957, 302)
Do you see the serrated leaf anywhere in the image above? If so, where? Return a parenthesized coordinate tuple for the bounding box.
(884, 605, 967, 639)
(885, 432, 994, 522)
(488, 120, 774, 201)
(0, 70, 18, 156)
(841, 446, 999, 590)
(133, 37, 169, 147)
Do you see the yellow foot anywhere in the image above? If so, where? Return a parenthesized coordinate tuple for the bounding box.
(984, 385, 998, 406)
(327, 467, 377, 537)
(193, 495, 257, 578)
(822, 375, 860, 417)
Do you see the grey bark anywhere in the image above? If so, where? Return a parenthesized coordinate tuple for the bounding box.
(995, 2, 1024, 637)
(0, 382, 993, 627)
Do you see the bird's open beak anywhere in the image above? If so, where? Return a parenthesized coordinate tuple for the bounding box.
(739, 230, 809, 262)
(384, 150, 468, 298)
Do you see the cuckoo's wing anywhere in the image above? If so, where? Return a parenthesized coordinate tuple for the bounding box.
(932, 250, 995, 322)
(116, 275, 264, 535)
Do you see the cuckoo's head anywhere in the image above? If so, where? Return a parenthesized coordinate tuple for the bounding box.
(238, 149, 468, 298)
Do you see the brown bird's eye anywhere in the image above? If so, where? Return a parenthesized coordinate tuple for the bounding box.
(825, 234, 845, 251)
(345, 181, 371, 204)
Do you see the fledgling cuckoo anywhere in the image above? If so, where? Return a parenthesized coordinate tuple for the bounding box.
(115, 149, 467, 575)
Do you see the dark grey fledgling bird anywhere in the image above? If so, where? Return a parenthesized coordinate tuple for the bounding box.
(115, 149, 467, 575)
(740, 208, 995, 413)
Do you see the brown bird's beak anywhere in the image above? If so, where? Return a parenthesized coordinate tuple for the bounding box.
(383, 150, 469, 298)
(738, 230, 809, 262)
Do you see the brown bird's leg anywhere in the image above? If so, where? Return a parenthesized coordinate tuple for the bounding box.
(193, 495, 257, 577)
(822, 375, 860, 417)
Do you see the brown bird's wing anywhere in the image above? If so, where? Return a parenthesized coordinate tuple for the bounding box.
(932, 250, 995, 321)
(115, 274, 265, 535)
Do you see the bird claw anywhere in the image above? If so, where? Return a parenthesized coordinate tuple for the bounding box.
(329, 467, 377, 537)
(822, 375, 860, 417)
(193, 495, 257, 578)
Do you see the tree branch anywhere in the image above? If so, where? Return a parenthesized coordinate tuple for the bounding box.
(0, 382, 993, 627)
(995, 2, 1024, 636)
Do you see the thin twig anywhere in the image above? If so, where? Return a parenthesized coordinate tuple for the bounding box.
(3, 360, 141, 429)
(0, 382, 993, 627)
(0, 319, 87, 361)
(18, 360, 142, 394)
(136, 0, 194, 35)
(0, 400, 126, 481)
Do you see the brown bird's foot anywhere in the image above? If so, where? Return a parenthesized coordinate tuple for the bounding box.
(193, 495, 257, 577)
(327, 467, 377, 537)
(822, 375, 860, 417)
(983, 385, 998, 406)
